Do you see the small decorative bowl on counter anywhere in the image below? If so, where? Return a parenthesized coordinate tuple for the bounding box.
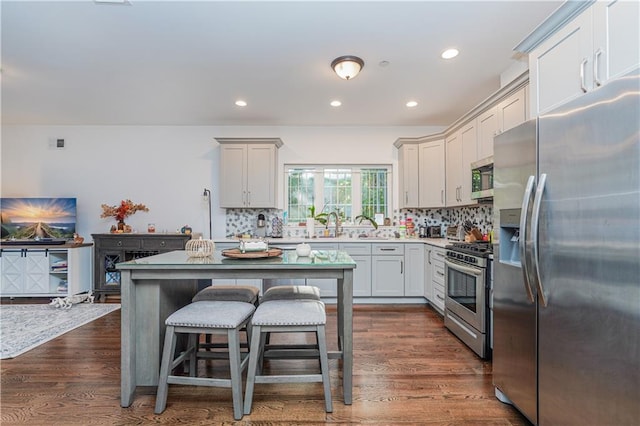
(185, 237, 215, 258)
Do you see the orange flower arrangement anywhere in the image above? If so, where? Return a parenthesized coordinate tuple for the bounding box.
(101, 199, 149, 221)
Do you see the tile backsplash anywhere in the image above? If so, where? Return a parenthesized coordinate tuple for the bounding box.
(225, 205, 493, 238)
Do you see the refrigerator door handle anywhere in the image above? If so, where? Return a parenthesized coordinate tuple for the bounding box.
(531, 172, 548, 307)
(519, 175, 536, 303)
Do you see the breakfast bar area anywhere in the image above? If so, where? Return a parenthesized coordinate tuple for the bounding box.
(116, 249, 356, 408)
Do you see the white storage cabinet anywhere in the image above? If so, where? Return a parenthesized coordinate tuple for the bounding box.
(528, 1, 639, 116)
(216, 138, 282, 208)
(0, 245, 92, 297)
(371, 243, 404, 297)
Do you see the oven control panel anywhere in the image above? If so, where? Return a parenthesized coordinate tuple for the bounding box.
(446, 250, 480, 265)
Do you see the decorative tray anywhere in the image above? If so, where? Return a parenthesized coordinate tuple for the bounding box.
(221, 248, 283, 259)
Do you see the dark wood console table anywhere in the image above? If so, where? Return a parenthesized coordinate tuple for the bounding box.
(91, 233, 191, 300)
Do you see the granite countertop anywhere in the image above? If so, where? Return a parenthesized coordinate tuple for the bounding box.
(213, 237, 451, 248)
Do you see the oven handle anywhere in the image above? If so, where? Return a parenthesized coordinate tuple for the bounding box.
(519, 175, 536, 304)
(444, 258, 483, 276)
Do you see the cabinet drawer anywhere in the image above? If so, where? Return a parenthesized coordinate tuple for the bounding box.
(338, 243, 371, 256)
(433, 264, 445, 286)
(141, 237, 188, 250)
(432, 283, 445, 312)
(97, 238, 141, 249)
(371, 243, 404, 255)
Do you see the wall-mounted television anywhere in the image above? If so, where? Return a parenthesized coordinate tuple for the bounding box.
(0, 198, 77, 240)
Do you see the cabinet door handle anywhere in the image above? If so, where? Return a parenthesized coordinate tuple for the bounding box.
(380, 248, 397, 252)
(428, 249, 432, 265)
(405, 191, 408, 205)
(242, 190, 247, 206)
(247, 191, 251, 206)
(580, 58, 588, 93)
(436, 293, 444, 301)
(594, 48, 603, 87)
(441, 189, 444, 204)
(400, 260, 403, 274)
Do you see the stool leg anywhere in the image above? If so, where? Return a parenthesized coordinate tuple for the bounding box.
(188, 333, 197, 377)
(155, 325, 177, 414)
(228, 327, 244, 420)
(317, 325, 333, 413)
(243, 324, 262, 415)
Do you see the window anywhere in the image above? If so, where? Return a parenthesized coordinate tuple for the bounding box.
(285, 165, 391, 223)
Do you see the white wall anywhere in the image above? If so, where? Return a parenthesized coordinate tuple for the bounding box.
(1, 125, 442, 239)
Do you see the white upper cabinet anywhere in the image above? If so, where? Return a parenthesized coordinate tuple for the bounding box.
(398, 144, 420, 208)
(418, 138, 446, 208)
(216, 138, 282, 208)
(446, 122, 477, 207)
(497, 86, 528, 134)
(445, 131, 462, 206)
(592, 0, 640, 84)
(528, 1, 639, 116)
(478, 86, 528, 159)
(476, 107, 500, 161)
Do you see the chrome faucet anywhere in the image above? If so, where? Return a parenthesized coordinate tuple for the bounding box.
(327, 211, 342, 237)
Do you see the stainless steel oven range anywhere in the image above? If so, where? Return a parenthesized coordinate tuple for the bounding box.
(444, 241, 492, 359)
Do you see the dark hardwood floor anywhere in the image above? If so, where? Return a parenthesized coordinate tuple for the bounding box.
(0, 302, 530, 425)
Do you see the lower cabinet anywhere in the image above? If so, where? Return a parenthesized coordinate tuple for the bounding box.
(371, 243, 405, 297)
(0, 245, 92, 297)
(339, 243, 372, 297)
(404, 244, 425, 296)
(428, 246, 446, 313)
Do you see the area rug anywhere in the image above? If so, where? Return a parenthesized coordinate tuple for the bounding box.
(0, 303, 120, 359)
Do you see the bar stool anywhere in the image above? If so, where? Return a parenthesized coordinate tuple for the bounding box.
(192, 285, 259, 353)
(243, 299, 332, 415)
(155, 300, 256, 420)
(260, 285, 322, 357)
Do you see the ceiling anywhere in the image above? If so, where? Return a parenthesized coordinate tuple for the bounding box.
(1, 1, 561, 127)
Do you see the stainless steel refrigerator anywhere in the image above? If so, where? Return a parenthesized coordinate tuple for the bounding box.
(492, 68, 639, 425)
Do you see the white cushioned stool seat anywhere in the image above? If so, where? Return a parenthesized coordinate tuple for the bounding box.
(155, 301, 256, 420)
(244, 299, 332, 415)
(166, 301, 255, 327)
(252, 299, 326, 326)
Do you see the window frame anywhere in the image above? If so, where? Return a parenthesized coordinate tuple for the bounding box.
(284, 164, 392, 223)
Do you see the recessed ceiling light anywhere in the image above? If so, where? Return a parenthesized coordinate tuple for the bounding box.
(406, 101, 418, 108)
(330, 100, 342, 107)
(441, 48, 459, 59)
(235, 100, 247, 107)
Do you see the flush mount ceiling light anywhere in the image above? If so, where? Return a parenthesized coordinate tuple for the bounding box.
(331, 55, 364, 80)
(441, 48, 459, 59)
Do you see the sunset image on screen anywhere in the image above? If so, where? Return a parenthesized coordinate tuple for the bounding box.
(1, 198, 76, 239)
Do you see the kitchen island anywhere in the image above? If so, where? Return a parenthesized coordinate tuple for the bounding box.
(116, 249, 356, 407)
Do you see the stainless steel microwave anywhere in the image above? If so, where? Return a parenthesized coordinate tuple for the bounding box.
(471, 156, 493, 200)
